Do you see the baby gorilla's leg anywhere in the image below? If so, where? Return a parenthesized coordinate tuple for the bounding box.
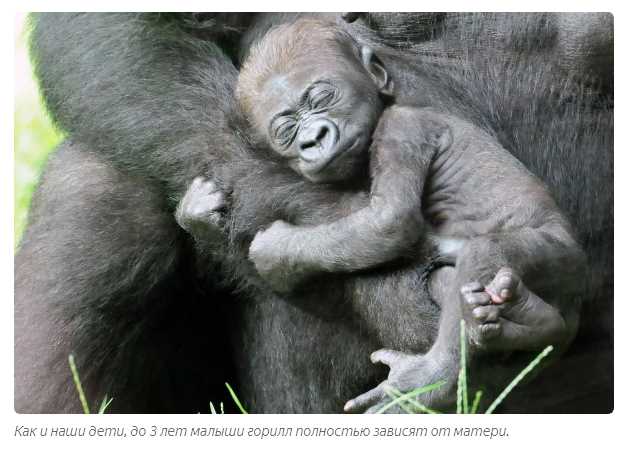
(175, 177, 227, 244)
(463, 268, 568, 351)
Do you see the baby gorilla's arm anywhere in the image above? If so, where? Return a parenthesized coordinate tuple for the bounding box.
(249, 107, 452, 293)
(175, 177, 228, 257)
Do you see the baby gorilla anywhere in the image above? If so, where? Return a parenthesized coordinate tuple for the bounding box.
(176, 19, 586, 412)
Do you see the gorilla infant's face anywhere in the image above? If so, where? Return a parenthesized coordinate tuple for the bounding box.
(255, 51, 389, 183)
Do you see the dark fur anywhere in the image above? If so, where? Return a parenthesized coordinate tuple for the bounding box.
(16, 13, 612, 413)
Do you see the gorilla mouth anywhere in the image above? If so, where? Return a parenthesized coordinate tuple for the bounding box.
(309, 135, 361, 175)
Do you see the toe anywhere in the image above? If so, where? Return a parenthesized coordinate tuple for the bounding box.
(344, 383, 386, 413)
(371, 349, 406, 366)
(463, 291, 491, 306)
(461, 281, 484, 294)
(478, 322, 502, 339)
(472, 305, 500, 323)
(486, 267, 519, 303)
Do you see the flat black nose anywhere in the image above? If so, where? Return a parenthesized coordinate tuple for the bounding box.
(297, 119, 338, 161)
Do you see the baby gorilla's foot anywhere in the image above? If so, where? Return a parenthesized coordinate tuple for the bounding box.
(463, 268, 568, 351)
(175, 177, 227, 241)
(344, 349, 458, 414)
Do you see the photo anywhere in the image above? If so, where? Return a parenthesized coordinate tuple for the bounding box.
(14, 12, 613, 414)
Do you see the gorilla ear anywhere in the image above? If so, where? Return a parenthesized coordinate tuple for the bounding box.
(360, 45, 394, 97)
(342, 12, 364, 23)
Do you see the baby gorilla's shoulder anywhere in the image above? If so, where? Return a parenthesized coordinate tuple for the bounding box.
(375, 105, 453, 154)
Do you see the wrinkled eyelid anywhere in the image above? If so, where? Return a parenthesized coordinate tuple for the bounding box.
(309, 88, 338, 110)
(310, 90, 333, 106)
(305, 80, 336, 100)
(273, 121, 297, 147)
(277, 122, 294, 137)
(270, 114, 292, 135)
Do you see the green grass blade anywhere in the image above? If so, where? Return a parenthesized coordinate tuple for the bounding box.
(209, 402, 217, 414)
(457, 320, 469, 414)
(377, 382, 445, 414)
(98, 396, 113, 414)
(470, 390, 483, 414)
(382, 386, 421, 414)
(456, 370, 462, 414)
(485, 345, 554, 414)
(225, 382, 248, 414)
(68, 354, 90, 414)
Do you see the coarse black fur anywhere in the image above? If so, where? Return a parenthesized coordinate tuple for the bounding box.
(15, 142, 238, 413)
(16, 13, 612, 413)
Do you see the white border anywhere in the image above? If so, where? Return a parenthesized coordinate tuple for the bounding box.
(3, 2, 638, 460)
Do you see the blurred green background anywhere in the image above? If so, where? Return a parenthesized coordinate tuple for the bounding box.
(15, 13, 63, 244)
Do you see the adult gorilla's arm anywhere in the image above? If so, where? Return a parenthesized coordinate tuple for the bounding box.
(15, 143, 237, 413)
(18, 14, 248, 413)
(29, 13, 242, 198)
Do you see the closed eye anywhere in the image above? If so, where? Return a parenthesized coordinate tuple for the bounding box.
(273, 119, 298, 147)
(306, 80, 339, 110)
(309, 89, 336, 110)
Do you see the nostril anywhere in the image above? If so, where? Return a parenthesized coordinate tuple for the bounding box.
(315, 125, 329, 142)
(300, 125, 329, 151)
(300, 139, 316, 151)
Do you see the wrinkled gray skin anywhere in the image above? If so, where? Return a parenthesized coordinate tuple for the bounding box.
(176, 36, 586, 412)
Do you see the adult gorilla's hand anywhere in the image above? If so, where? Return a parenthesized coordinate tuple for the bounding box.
(344, 349, 457, 414)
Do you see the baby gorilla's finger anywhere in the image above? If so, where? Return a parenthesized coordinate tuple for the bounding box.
(371, 349, 406, 367)
(190, 202, 217, 217)
(206, 211, 224, 228)
(463, 291, 491, 306)
(460, 281, 484, 294)
(344, 383, 387, 413)
(472, 305, 500, 323)
(189, 177, 211, 193)
(199, 181, 217, 195)
(206, 191, 226, 211)
(185, 178, 214, 203)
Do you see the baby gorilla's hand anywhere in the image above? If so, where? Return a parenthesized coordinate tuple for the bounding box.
(175, 177, 227, 242)
(249, 220, 306, 293)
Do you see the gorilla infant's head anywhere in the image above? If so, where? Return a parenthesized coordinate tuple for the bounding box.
(236, 19, 394, 183)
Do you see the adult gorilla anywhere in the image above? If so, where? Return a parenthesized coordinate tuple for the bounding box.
(15, 13, 612, 413)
